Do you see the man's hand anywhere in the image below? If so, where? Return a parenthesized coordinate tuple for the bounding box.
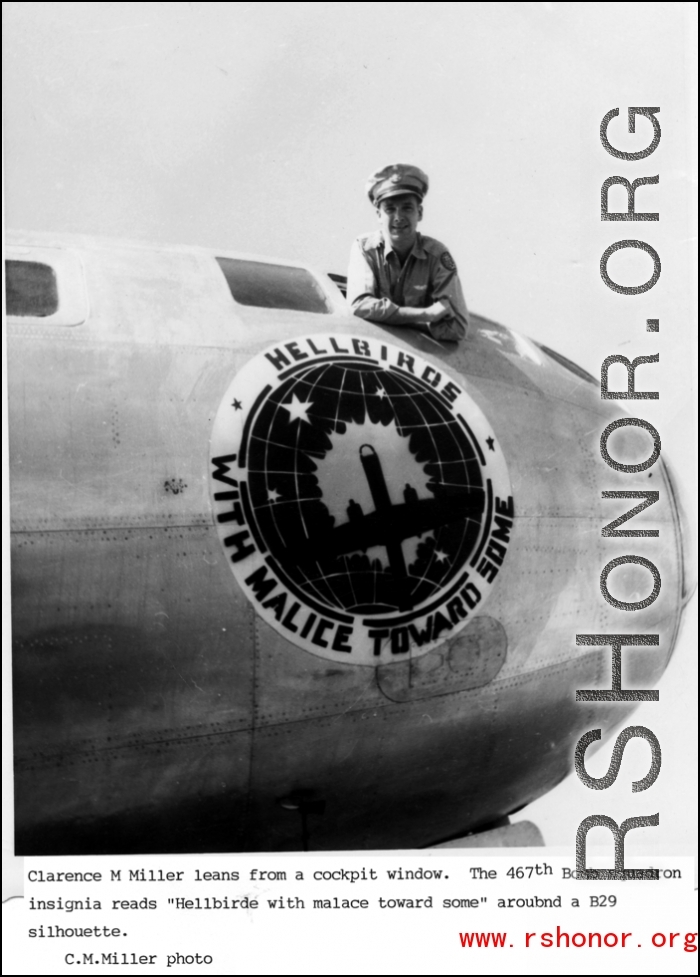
(424, 301, 450, 323)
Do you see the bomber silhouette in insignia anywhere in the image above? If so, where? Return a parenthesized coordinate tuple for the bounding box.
(211, 335, 513, 664)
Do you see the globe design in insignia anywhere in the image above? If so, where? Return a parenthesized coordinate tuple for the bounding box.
(245, 360, 485, 616)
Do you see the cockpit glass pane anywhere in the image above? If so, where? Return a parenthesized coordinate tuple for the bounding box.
(5, 260, 59, 317)
(216, 257, 332, 314)
(535, 342, 597, 385)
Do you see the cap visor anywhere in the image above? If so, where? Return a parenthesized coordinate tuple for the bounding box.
(376, 187, 423, 204)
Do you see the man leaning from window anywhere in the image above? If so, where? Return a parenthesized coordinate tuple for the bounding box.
(347, 163, 469, 343)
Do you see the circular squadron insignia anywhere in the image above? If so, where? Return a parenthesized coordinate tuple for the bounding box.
(210, 335, 513, 665)
(440, 251, 456, 271)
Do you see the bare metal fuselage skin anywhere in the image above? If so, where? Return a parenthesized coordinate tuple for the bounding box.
(8, 233, 686, 853)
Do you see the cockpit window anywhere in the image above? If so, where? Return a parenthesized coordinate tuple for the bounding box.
(216, 257, 332, 314)
(5, 260, 59, 317)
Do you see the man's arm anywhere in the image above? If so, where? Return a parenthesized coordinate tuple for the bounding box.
(426, 249, 470, 342)
(346, 240, 447, 333)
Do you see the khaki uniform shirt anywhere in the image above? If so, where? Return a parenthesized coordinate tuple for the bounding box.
(346, 231, 469, 341)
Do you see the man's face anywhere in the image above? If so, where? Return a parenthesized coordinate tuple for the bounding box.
(376, 194, 423, 253)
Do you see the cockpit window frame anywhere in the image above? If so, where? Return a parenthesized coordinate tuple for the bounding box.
(4, 246, 89, 327)
(215, 252, 346, 316)
(534, 341, 597, 385)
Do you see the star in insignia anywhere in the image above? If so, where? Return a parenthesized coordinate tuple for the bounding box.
(232, 399, 243, 410)
(434, 549, 449, 563)
(282, 394, 314, 424)
(375, 387, 387, 399)
(268, 489, 282, 503)
(486, 437, 495, 451)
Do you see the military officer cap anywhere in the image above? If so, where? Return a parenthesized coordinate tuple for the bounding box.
(366, 163, 429, 206)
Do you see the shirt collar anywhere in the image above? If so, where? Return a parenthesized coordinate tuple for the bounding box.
(381, 231, 428, 261)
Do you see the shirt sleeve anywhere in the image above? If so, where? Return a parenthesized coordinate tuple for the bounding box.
(429, 315, 466, 342)
(347, 239, 428, 325)
(428, 252, 470, 341)
(346, 239, 401, 322)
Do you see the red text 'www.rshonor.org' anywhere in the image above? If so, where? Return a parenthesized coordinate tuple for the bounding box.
(459, 930, 697, 951)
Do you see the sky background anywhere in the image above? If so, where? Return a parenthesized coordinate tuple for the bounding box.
(2, 3, 694, 368)
(2, 2, 697, 855)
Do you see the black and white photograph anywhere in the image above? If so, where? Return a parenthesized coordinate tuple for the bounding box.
(3, 3, 697, 973)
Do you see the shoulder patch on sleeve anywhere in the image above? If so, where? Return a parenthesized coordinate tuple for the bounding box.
(440, 251, 456, 271)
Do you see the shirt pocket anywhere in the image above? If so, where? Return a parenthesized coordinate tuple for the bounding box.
(404, 282, 429, 307)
